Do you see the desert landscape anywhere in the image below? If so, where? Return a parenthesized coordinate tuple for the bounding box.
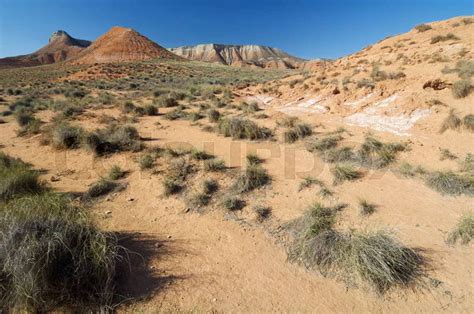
(0, 4, 472, 313)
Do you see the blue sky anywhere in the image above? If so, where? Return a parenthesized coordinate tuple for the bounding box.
(0, 0, 472, 59)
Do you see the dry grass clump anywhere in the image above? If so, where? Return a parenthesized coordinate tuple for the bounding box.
(425, 171, 473, 196)
(85, 124, 142, 156)
(462, 114, 474, 131)
(447, 212, 474, 245)
(306, 135, 342, 153)
(15, 111, 41, 136)
(0, 153, 42, 200)
(439, 148, 457, 161)
(356, 136, 407, 168)
(451, 80, 472, 98)
(359, 199, 376, 216)
(190, 149, 213, 160)
(253, 205, 271, 222)
(154, 95, 178, 107)
(207, 109, 220, 122)
(246, 153, 262, 166)
(108, 165, 125, 180)
(288, 203, 425, 293)
(232, 164, 270, 193)
(0, 154, 121, 311)
(222, 195, 246, 211)
(414, 24, 432, 32)
(84, 179, 119, 199)
(459, 153, 474, 173)
(162, 158, 193, 196)
(203, 159, 226, 172)
(217, 117, 272, 140)
(163, 108, 188, 120)
(298, 176, 323, 191)
(439, 109, 461, 133)
(51, 122, 84, 149)
(331, 163, 362, 185)
(430, 33, 459, 44)
(284, 123, 313, 143)
(277, 116, 299, 128)
(138, 154, 155, 170)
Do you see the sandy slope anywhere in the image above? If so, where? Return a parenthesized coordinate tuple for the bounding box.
(0, 104, 472, 312)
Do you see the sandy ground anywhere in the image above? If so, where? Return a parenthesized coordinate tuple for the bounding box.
(0, 104, 472, 313)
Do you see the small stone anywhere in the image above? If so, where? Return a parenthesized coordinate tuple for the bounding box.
(104, 210, 112, 215)
(167, 235, 172, 239)
(50, 176, 60, 182)
(127, 197, 135, 202)
(154, 242, 162, 248)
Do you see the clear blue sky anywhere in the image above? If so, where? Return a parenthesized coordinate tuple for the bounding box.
(0, 0, 472, 59)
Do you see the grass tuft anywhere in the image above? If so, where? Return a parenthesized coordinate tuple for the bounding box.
(232, 164, 270, 193)
(217, 117, 272, 140)
(425, 171, 473, 196)
(331, 164, 362, 185)
(447, 212, 474, 245)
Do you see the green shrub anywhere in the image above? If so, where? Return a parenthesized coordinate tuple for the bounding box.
(452, 80, 472, 98)
(447, 212, 474, 244)
(217, 117, 272, 140)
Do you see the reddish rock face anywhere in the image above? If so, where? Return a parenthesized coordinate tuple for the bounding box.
(0, 30, 91, 68)
(73, 26, 181, 64)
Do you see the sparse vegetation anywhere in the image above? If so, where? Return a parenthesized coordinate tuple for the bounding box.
(439, 148, 457, 161)
(108, 165, 125, 180)
(222, 195, 245, 211)
(203, 158, 226, 172)
(217, 117, 272, 140)
(414, 24, 432, 32)
(298, 176, 323, 191)
(0, 153, 42, 200)
(359, 199, 376, 216)
(463, 114, 474, 131)
(84, 178, 118, 199)
(284, 123, 312, 143)
(246, 153, 262, 166)
(253, 205, 271, 222)
(425, 171, 473, 196)
(138, 154, 155, 170)
(430, 33, 460, 44)
(288, 202, 424, 293)
(447, 212, 474, 245)
(439, 110, 461, 133)
(232, 164, 270, 193)
(51, 122, 84, 149)
(85, 124, 142, 156)
(331, 163, 362, 185)
(451, 80, 472, 98)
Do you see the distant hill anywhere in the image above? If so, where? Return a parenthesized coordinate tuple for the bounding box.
(0, 30, 90, 68)
(73, 26, 180, 64)
(169, 44, 306, 69)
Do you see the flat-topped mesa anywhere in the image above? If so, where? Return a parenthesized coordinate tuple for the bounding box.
(73, 26, 181, 64)
(169, 43, 306, 69)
